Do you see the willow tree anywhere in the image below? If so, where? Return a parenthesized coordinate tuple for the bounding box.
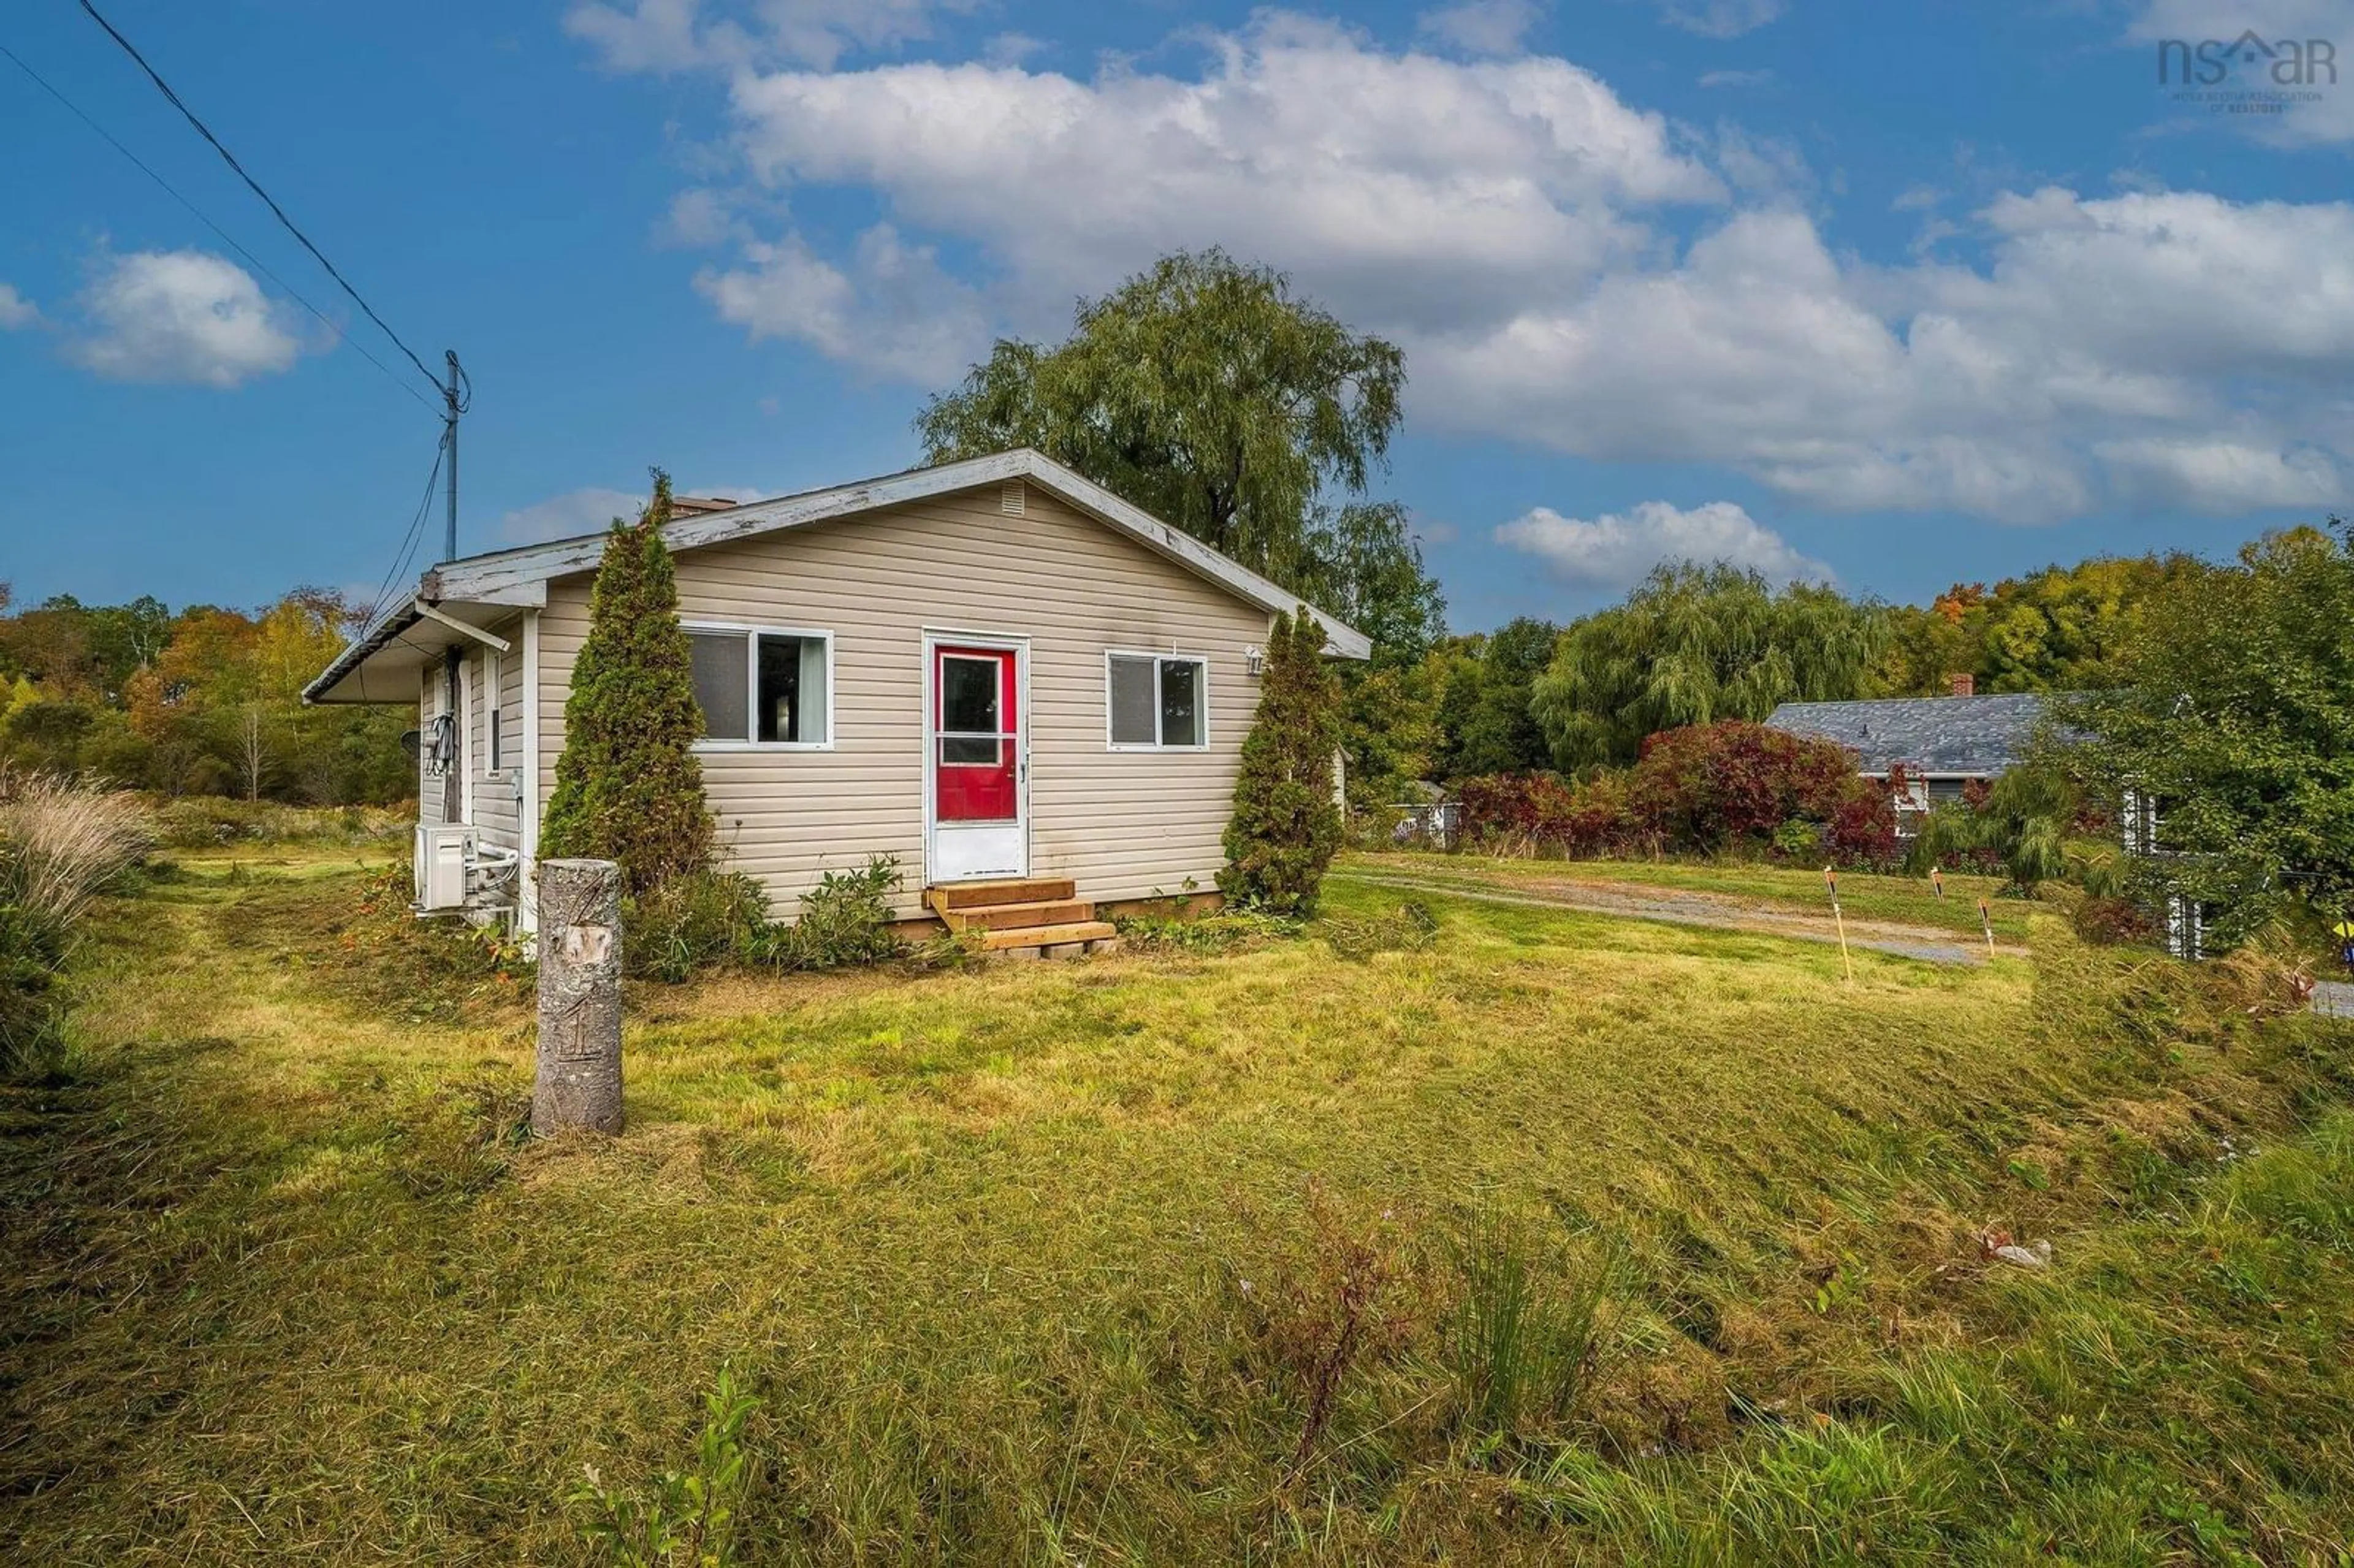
(915, 249, 1407, 584)
(1532, 562, 1888, 773)
(540, 471, 714, 894)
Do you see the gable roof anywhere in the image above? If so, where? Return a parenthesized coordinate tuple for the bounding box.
(1764, 693, 2053, 777)
(306, 449, 1369, 703)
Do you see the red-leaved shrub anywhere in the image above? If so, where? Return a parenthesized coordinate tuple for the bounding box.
(1453, 772, 1641, 858)
(1450, 721, 1898, 867)
(1822, 790, 1902, 870)
(2072, 895, 2158, 946)
(1628, 722, 1865, 850)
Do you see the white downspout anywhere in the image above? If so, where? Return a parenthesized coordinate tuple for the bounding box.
(518, 610, 543, 938)
(459, 650, 477, 828)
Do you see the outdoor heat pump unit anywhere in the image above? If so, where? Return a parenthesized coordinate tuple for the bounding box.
(414, 824, 474, 913)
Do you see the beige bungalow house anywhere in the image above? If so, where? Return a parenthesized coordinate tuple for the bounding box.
(305, 449, 1368, 950)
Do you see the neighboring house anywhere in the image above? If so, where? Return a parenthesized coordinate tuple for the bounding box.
(1764, 680, 2054, 829)
(305, 449, 1368, 946)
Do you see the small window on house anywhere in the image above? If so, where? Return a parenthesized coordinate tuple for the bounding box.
(1106, 653, 1207, 749)
(688, 627, 831, 745)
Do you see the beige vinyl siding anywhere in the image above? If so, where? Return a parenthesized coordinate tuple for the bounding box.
(418, 662, 447, 827)
(467, 631, 525, 854)
(535, 483, 1269, 918)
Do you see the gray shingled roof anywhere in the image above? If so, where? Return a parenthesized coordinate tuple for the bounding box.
(1764, 693, 2051, 777)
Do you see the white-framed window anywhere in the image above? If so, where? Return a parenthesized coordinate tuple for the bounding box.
(685, 623, 834, 748)
(1105, 651, 1208, 750)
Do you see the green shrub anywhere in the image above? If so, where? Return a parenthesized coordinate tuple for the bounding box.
(1909, 760, 2076, 895)
(574, 1368, 761, 1567)
(622, 857, 910, 980)
(1221, 610, 1343, 915)
(623, 871, 771, 984)
(752, 856, 905, 971)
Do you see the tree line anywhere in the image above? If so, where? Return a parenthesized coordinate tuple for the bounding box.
(1398, 548, 2214, 790)
(0, 584, 411, 804)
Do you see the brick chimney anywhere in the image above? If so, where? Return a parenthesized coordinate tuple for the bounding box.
(1948, 671, 1975, 698)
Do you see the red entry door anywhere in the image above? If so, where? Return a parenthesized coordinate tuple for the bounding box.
(934, 646, 1018, 823)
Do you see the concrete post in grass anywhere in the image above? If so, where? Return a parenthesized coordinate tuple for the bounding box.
(533, 857, 623, 1135)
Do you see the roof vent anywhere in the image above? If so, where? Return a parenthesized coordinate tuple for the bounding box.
(1000, 480, 1026, 517)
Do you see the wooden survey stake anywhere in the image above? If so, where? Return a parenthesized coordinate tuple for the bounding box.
(1978, 898, 1997, 958)
(1824, 866, 1856, 984)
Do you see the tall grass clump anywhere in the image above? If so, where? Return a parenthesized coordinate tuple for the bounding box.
(1, 769, 154, 930)
(1445, 1210, 1623, 1457)
(0, 769, 151, 1078)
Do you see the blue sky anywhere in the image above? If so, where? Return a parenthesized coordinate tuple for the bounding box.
(2, 0, 2348, 633)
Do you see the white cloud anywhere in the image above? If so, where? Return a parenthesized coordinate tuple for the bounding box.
(981, 32, 1046, 67)
(500, 486, 643, 543)
(498, 480, 785, 542)
(0, 283, 37, 329)
(1418, 190, 2354, 517)
(722, 13, 1721, 348)
(695, 223, 988, 382)
(600, 11, 2354, 521)
(1697, 67, 1773, 87)
(2092, 436, 2345, 510)
(1658, 0, 1785, 39)
(67, 249, 304, 387)
(566, 0, 969, 72)
(657, 187, 747, 248)
(1417, 0, 1543, 56)
(1496, 499, 1830, 588)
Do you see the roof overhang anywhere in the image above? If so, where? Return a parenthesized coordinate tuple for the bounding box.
(303, 588, 541, 705)
(307, 449, 1370, 705)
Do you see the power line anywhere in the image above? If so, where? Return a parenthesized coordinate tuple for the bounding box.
(364, 433, 448, 634)
(73, 0, 444, 396)
(0, 39, 440, 416)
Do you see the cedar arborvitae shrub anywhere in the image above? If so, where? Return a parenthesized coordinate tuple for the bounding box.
(539, 471, 715, 894)
(1220, 610, 1343, 915)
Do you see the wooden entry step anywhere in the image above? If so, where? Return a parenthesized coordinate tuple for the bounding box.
(929, 878, 1076, 913)
(926, 878, 1116, 956)
(979, 919, 1118, 953)
(942, 897, 1096, 932)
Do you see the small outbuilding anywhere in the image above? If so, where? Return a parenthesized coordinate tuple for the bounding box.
(305, 448, 1366, 946)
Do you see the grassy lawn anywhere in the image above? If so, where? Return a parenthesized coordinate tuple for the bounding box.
(3, 857, 2350, 1563)
(1346, 850, 2043, 941)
